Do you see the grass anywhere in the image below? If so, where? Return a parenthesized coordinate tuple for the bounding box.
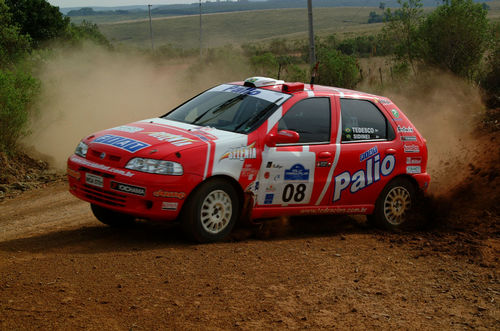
(72, 1, 500, 49)
(97, 7, 384, 49)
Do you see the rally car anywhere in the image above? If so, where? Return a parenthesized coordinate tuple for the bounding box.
(67, 77, 430, 242)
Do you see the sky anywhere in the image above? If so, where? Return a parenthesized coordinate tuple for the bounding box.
(47, 1, 210, 8)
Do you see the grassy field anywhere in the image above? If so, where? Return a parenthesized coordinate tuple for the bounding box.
(97, 7, 384, 49)
(76, 1, 500, 49)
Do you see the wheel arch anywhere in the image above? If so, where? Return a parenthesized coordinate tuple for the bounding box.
(180, 174, 245, 217)
(391, 174, 421, 195)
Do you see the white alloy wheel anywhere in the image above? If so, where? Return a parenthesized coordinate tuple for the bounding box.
(383, 186, 412, 226)
(200, 189, 233, 234)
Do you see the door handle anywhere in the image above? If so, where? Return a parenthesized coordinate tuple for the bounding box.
(386, 148, 397, 155)
(318, 151, 332, 159)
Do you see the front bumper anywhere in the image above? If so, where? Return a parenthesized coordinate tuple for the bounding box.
(67, 155, 201, 221)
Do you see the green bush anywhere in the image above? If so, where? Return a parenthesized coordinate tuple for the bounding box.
(0, 68, 40, 153)
(316, 47, 360, 89)
(66, 20, 111, 48)
(419, 0, 490, 79)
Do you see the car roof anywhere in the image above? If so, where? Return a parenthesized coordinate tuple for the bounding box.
(230, 80, 391, 103)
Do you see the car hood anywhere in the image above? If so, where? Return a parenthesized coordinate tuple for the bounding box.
(84, 118, 245, 162)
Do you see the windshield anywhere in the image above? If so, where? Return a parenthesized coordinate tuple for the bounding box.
(163, 84, 290, 134)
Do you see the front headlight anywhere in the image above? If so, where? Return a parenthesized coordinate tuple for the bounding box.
(125, 158, 183, 175)
(75, 141, 88, 158)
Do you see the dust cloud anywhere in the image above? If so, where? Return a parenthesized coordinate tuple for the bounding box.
(380, 71, 484, 196)
(24, 43, 251, 169)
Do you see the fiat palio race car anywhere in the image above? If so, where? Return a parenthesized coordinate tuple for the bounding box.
(67, 77, 430, 242)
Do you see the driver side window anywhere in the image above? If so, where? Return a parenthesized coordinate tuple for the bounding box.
(277, 98, 331, 144)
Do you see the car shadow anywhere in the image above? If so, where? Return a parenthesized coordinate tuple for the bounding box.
(0, 215, 374, 254)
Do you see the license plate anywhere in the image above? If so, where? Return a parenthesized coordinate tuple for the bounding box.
(85, 173, 103, 188)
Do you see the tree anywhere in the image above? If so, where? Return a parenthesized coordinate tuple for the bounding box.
(419, 0, 490, 79)
(382, 0, 423, 74)
(316, 47, 359, 89)
(5, 0, 69, 47)
(66, 20, 111, 47)
(0, 0, 31, 66)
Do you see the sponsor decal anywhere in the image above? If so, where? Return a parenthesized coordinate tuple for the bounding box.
(161, 202, 178, 211)
(284, 164, 310, 181)
(273, 174, 281, 181)
(93, 134, 150, 153)
(404, 144, 420, 153)
(144, 132, 194, 146)
(220, 142, 256, 161)
(241, 165, 258, 181)
(333, 153, 396, 202)
(191, 133, 209, 142)
(397, 126, 414, 133)
(300, 207, 368, 214)
(67, 168, 81, 180)
(264, 172, 270, 179)
(112, 125, 144, 133)
(70, 156, 134, 177)
(222, 85, 261, 96)
(401, 136, 417, 142)
(353, 134, 371, 140)
(379, 99, 391, 105)
(153, 190, 186, 199)
(266, 161, 273, 168)
(359, 146, 378, 162)
(316, 161, 331, 167)
(406, 166, 421, 174)
(264, 193, 274, 204)
(352, 127, 378, 134)
(391, 109, 400, 118)
(110, 181, 146, 196)
(406, 157, 422, 165)
(265, 185, 277, 192)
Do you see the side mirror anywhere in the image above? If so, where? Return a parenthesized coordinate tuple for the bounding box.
(265, 130, 300, 147)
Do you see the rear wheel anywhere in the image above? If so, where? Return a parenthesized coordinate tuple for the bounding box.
(90, 204, 135, 227)
(371, 178, 416, 230)
(181, 179, 239, 243)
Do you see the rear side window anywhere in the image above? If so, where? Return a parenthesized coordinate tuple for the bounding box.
(278, 98, 331, 144)
(340, 99, 393, 142)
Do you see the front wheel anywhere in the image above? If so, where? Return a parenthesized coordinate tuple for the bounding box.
(181, 179, 240, 243)
(370, 178, 416, 230)
(90, 204, 135, 227)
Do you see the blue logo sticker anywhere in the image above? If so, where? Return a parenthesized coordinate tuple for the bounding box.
(359, 146, 378, 162)
(93, 134, 150, 153)
(264, 193, 274, 204)
(284, 164, 310, 181)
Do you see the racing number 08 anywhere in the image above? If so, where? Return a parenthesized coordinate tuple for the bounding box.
(282, 183, 306, 203)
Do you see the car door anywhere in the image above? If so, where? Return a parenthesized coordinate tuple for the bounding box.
(327, 98, 398, 207)
(255, 96, 338, 207)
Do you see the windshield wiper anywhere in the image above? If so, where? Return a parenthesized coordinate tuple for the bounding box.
(234, 97, 283, 133)
(191, 95, 245, 125)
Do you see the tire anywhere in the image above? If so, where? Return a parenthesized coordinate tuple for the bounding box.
(371, 177, 416, 231)
(181, 179, 240, 243)
(90, 203, 135, 227)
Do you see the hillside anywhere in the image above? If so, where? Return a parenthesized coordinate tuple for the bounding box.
(98, 7, 384, 49)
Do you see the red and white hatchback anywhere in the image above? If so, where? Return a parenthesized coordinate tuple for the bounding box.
(67, 77, 430, 242)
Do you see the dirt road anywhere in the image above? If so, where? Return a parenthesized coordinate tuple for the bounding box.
(0, 178, 498, 330)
